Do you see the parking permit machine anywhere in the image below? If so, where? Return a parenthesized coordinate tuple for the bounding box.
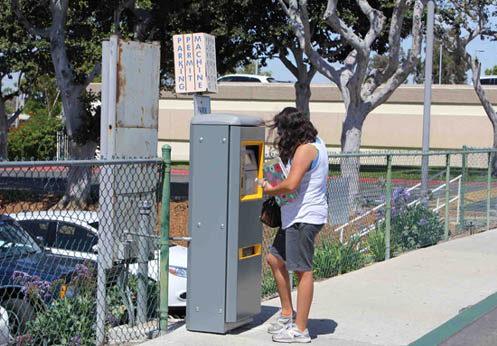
(186, 114, 265, 334)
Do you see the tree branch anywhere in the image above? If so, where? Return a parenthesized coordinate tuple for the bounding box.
(364, 0, 409, 93)
(4, 89, 19, 102)
(11, 0, 51, 38)
(279, 0, 341, 85)
(276, 44, 299, 77)
(380, 0, 409, 82)
(278, 0, 307, 54)
(323, 0, 364, 52)
(357, 0, 386, 48)
(121, 0, 153, 41)
(51, 90, 61, 114)
(365, 0, 425, 110)
(83, 62, 102, 90)
(7, 107, 24, 127)
(469, 54, 497, 127)
(113, 1, 134, 36)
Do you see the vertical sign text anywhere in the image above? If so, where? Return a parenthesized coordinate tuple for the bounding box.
(173, 33, 217, 94)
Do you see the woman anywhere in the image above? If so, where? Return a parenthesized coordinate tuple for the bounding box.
(263, 107, 328, 343)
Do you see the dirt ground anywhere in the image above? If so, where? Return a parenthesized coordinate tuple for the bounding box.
(169, 201, 189, 243)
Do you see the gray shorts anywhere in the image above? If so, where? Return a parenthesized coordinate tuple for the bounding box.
(269, 223, 323, 272)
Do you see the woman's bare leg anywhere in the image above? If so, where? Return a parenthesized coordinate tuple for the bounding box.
(294, 270, 313, 330)
(267, 253, 293, 315)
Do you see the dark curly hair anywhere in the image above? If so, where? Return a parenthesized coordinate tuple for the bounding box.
(268, 107, 318, 165)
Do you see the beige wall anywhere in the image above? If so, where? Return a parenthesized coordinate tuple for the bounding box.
(89, 82, 497, 161)
(156, 83, 497, 161)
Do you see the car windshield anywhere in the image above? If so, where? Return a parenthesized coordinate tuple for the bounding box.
(0, 219, 41, 256)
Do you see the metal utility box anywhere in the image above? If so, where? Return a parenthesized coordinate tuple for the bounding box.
(186, 114, 265, 334)
(100, 36, 160, 266)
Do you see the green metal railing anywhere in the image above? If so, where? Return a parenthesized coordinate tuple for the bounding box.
(261, 148, 497, 297)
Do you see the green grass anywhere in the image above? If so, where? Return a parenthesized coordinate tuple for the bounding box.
(171, 162, 189, 170)
(171, 161, 492, 183)
(329, 165, 491, 183)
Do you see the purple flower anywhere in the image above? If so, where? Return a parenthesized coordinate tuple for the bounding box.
(418, 219, 428, 226)
(69, 335, 81, 346)
(12, 271, 30, 285)
(376, 210, 384, 221)
(11, 271, 53, 300)
(106, 312, 119, 327)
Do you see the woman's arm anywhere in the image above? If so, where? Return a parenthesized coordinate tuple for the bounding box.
(263, 143, 317, 196)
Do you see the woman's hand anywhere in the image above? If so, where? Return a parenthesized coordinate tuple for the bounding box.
(262, 179, 276, 195)
(261, 143, 316, 197)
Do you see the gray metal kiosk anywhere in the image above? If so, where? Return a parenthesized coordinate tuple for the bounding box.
(186, 114, 265, 333)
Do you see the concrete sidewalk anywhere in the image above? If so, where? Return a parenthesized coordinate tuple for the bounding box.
(141, 229, 497, 346)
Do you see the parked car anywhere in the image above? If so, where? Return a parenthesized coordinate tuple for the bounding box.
(11, 211, 187, 308)
(0, 306, 11, 346)
(0, 215, 95, 338)
(217, 74, 276, 83)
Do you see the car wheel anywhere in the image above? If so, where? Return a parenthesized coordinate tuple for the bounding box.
(3, 298, 35, 338)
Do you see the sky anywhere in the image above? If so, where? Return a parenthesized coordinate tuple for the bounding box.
(263, 37, 496, 84)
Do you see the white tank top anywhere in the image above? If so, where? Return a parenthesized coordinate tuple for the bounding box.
(281, 137, 328, 229)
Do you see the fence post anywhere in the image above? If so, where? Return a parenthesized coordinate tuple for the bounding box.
(159, 145, 171, 332)
(385, 155, 392, 260)
(460, 146, 467, 233)
(137, 200, 152, 324)
(487, 152, 491, 232)
(444, 154, 450, 240)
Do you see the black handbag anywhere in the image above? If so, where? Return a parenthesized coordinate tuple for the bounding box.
(260, 197, 281, 228)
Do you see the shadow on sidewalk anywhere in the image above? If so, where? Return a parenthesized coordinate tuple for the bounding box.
(308, 318, 337, 339)
(230, 305, 337, 339)
(230, 305, 280, 334)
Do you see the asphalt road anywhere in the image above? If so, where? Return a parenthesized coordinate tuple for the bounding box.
(439, 305, 497, 346)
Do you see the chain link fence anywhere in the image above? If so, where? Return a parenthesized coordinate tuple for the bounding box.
(261, 149, 497, 297)
(2, 148, 496, 342)
(0, 158, 165, 345)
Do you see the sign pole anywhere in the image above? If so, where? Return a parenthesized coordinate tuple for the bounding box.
(193, 94, 211, 116)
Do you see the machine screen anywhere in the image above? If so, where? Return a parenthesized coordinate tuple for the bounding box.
(240, 142, 263, 201)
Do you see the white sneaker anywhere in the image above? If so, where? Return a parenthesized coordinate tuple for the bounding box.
(272, 323, 311, 343)
(267, 311, 295, 334)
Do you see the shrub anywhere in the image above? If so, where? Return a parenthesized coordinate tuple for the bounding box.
(367, 227, 386, 262)
(13, 264, 96, 345)
(7, 112, 61, 160)
(261, 266, 277, 298)
(313, 235, 365, 279)
(24, 294, 96, 346)
(375, 187, 445, 255)
(261, 231, 365, 298)
(390, 203, 444, 253)
(12, 263, 159, 345)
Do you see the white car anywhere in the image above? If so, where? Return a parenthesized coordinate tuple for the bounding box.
(217, 74, 276, 83)
(10, 211, 187, 308)
(0, 306, 11, 346)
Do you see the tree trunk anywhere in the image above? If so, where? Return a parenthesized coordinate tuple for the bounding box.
(60, 90, 83, 138)
(295, 80, 311, 118)
(54, 85, 95, 209)
(470, 60, 497, 176)
(340, 109, 365, 214)
(492, 125, 497, 177)
(0, 99, 7, 160)
(56, 141, 97, 209)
